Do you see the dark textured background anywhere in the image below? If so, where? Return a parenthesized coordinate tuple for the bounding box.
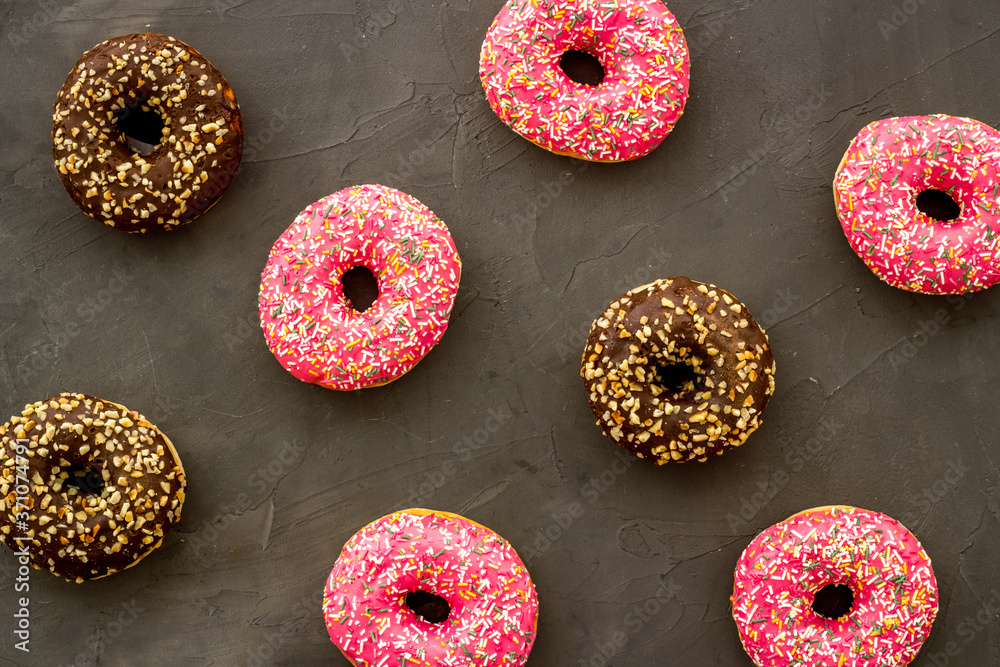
(2, 0, 999, 665)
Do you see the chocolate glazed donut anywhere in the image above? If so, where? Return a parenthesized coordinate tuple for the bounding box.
(0, 393, 185, 582)
(581, 277, 776, 463)
(52, 33, 243, 232)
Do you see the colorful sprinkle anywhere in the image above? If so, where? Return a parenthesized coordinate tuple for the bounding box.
(480, 0, 690, 162)
(258, 185, 462, 391)
(732, 506, 939, 667)
(323, 509, 538, 666)
(834, 115, 1000, 294)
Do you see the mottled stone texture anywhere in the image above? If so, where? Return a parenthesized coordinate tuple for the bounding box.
(1, 0, 999, 665)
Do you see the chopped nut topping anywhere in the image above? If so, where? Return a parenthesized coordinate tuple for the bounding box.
(0, 392, 186, 581)
(51, 33, 242, 233)
(581, 277, 775, 464)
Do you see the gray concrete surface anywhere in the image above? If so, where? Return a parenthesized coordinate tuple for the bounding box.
(1, 0, 999, 664)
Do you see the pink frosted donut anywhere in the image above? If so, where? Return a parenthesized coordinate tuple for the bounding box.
(732, 506, 939, 667)
(258, 185, 461, 391)
(322, 509, 539, 666)
(479, 0, 690, 162)
(834, 114, 1000, 294)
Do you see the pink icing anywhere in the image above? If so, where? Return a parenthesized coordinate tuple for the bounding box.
(479, 0, 690, 162)
(834, 114, 1000, 294)
(258, 185, 461, 391)
(732, 506, 938, 667)
(323, 509, 538, 666)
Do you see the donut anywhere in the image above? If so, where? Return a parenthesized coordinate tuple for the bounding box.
(322, 508, 538, 666)
(834, 114, 1000, 294)
(258, 184, 462, 391)
(580, 277, 775, 463)
(732, 506, 939, 666)
(0, 393, 186, 582)
(53, 33, 243, 233)
(479, 0, 690, 162)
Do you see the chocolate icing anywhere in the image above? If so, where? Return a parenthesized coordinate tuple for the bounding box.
(581, 277, 775, 463)
(0, 393, 185, 582)
(52, 33, 243, 232)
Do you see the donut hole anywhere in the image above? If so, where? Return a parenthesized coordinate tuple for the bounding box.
(117, 103, 165, 155)
(405, 590, 450, 624)
(812, 583, 854, 620)
(560, 49, 605, 86)
(653, 362, 702, 396)
(341, 265, 379, 313)
(60, 464, 104, 496)
(916, 189, 961, 222)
